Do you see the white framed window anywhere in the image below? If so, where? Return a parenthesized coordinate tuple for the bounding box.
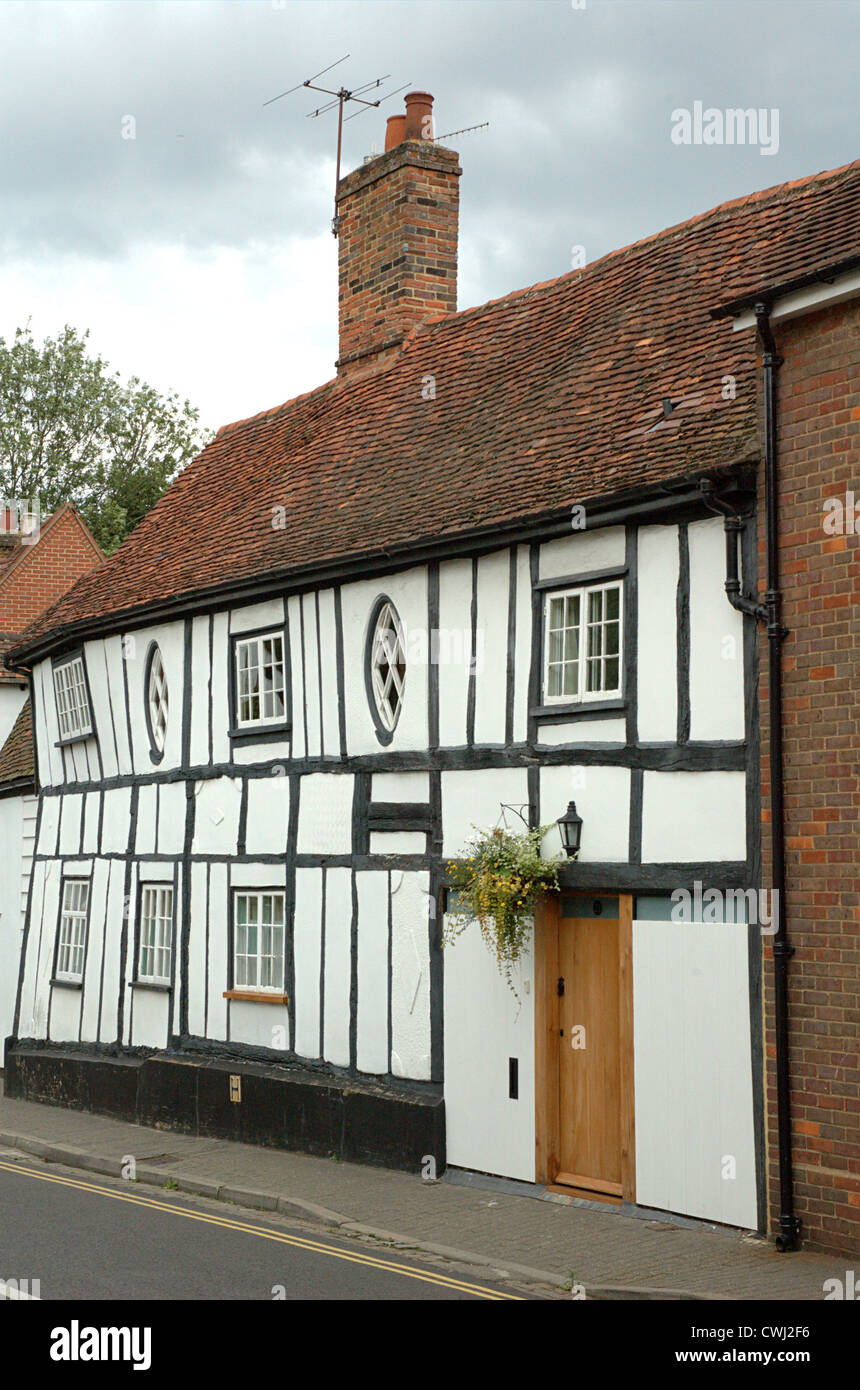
(138, 885, 174, 984)
(234, 631, 286, 728)
(56, 879, 89, 981)
(544, 581, 623, 702)
(233, 891, 285, 993)
(146, 646, 169, 753)
(369, 600, 406, 733)
(53, 654, 93, 740)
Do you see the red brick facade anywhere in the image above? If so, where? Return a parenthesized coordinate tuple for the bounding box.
(759, 297, 860, 1254)
(0, 505, 103, 659)
(336, 138, 460, 377)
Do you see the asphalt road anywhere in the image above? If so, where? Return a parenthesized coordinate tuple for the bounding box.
(0, 1157, 528, 1301)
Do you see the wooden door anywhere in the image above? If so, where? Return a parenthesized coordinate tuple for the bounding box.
(534, 893, 635, 1200)
(556, 906, 622, 1194)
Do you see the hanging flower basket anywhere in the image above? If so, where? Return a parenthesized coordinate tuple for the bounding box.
(444, 824, 562, 993)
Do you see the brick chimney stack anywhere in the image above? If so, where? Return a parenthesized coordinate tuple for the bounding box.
(335, 91, 461, 379)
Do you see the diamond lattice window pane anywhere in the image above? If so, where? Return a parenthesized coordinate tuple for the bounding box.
(370, 601, 406, 732)
(147, 647, 169, 751)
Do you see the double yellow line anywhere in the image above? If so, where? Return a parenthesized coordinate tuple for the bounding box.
(0, 1159, 521, 1300)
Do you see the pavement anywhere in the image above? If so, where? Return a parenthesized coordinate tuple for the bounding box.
(0, 1084, 847, 1300)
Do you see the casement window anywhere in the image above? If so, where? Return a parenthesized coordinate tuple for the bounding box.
(232, 891, 285, 993)
(367, 598, 406, 738)
(145, 644, 169, 757)
(137, 885, 174, 985)
(56, 879, 89, 982)
(234, 631, 286, 728)
(53, 653, 93, 741)
(544, 581, 623, 702)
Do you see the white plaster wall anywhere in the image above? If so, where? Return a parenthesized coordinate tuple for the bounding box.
(641, 770, 746, 863)
(210, 613, 231, 766)
(33, 664, 55, 786)
(342, 571, 429, 756)
(204, 863, 229, 1041)
(81, 638, 116, 779)
(100, 860, 126, 1042)
(301, 591, 323, 759)
(539, 764, 630, 861)
(688, 517, 745, 741)
(512, 546, 532, 744)
(191, 777, 242, 856)
(443, 914, 535, 1181)
(356, 870, 389, 1075)
(229, 997, 290, 1051)
(81, 792, 100, 855)
(36, 661, 62, 787)
(296, 773, 353, 855)
(187, 861, 209, 1038)
(633, 916, 758, 1227)
(0, 684, 27, 748)
(156, 782, 186, 856)
(58, 793, 84, 856)
(318, 589, 341, 758)
(537, 718, 626, 745)
(36, 795, 59, 857)
(286, 595, 306, 761)
(245, 776, 290, 856)
(0, 795, 24, 1050)
(637, 523, 679, 741)
(101, 787, 132, 855)
(389, 870, 431, 1081)
(135, 783, 158, 856)
(79, 858, 110, 1043)
(103, 634, 133, 777)
(473, 550, 510, 746)
(129, 987, 170, 1049)
(189, 614, 212, 767)
(369, 831, 426, 855)
(49, 982, 81, 1041)
(322, 867, 351, 1067)
(538, 525, 626, 580)
(293, 867, 323, 1060)
(437, 558, 472, 750)
(372, 771, 430, 802)
(230, 598, 286, 636)
(441, 767, 529, 859)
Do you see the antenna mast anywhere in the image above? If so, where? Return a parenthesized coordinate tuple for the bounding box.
(264, 56, 409, 236)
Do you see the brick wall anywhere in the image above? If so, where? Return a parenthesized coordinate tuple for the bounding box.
(336, 140, 460, 377)
(759, 297, 860, 1255)
(0, 509, 103, 633)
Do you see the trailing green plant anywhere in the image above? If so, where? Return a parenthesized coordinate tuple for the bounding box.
(445, 824, 562, 992)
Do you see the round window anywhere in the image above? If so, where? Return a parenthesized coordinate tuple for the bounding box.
(367, 598, 406, 739)
(146, 644, 169, 756)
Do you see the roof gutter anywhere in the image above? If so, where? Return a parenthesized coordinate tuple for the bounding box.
(701, 302, 799, 1253)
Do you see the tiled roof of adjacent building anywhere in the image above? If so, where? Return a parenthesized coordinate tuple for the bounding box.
(0, 698, 34, 792)
(9, 157, 860, 663)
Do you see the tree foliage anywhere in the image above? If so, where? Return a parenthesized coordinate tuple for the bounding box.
(0, 323, 209, 553)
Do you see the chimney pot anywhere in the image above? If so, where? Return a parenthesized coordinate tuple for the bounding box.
(385, 114, 406, 150)
(404, 91, 434, 141)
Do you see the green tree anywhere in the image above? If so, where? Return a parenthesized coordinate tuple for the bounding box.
(0, 323, 209, 553)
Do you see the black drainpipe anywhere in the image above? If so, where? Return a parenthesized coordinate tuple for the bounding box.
(700, 300, 800, 1252)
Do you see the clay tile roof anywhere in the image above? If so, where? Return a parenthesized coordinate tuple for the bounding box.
(10, 157, 860, 662)
(0, 698, 34, 790)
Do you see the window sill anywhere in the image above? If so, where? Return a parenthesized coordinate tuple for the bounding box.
(223, 990, 290, 1005)
(50, 977, 83, 990)
(54, 732, 94, 748)
(227, 724, 292, 746)
(532, 699, 626, 722)
(130, 980, 172, 993)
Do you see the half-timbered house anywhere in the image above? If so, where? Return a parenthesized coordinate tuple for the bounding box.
(5, 96, 858, 1242)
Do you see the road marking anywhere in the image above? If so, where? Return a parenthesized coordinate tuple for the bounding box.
(0, 1160, 521, 1300)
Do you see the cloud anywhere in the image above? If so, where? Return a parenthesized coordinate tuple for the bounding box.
(0, 0, 856, 425)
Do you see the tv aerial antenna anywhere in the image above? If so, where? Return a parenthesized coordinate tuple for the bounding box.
(264, 55, 411, 236)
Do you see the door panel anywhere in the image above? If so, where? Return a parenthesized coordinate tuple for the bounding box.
(557, 904, 622, 1193)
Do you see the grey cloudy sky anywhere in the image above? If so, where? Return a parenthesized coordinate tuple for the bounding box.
(1, 0, 857, 428)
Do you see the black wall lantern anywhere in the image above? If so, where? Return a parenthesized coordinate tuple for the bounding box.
(557, 801, 583, 859)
